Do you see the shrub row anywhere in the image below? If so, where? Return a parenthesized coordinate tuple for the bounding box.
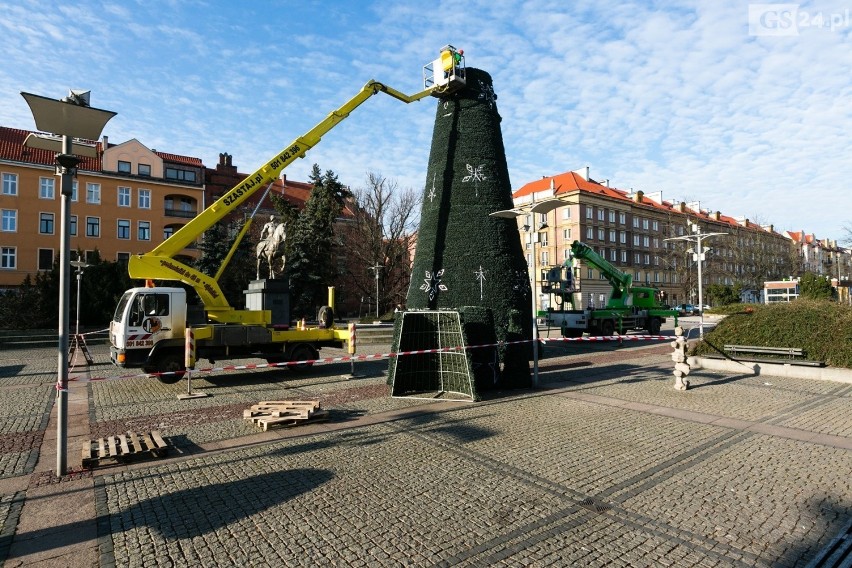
(691, 299, 852, 368)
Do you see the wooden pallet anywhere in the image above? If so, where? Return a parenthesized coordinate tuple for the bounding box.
(81, 430, 169, 468)
(244, 400, 328, 431)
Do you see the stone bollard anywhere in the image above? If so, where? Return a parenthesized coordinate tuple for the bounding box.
(671, 326, 690, 390)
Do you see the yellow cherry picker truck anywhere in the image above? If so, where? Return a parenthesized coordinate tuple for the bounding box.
(109, 46, 467, 383)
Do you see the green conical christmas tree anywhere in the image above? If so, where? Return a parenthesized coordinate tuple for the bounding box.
(402, 67, 532, 389)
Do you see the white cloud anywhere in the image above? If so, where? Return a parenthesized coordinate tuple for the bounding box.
(1, 0, 849, 238)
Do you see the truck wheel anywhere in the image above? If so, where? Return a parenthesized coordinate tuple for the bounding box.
(601, 320, 614, 336)
(648, 317, 662, 335)
(317, 306, 334, 329)
(287, 344, 317, 372)
(153, 352, 186, 384)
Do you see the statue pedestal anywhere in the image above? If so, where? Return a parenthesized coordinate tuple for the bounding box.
(245, 279, 290, 325)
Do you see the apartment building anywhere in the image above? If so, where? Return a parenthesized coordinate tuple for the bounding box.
(0, 126, 204, 289)
(513, 168, 796, 312)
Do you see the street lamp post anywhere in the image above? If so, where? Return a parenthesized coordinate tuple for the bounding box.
(70, 260, 90, 337)
(21, 90, 115, 477)
(665, 223, 727, 339)
(368, 263, 383, 318)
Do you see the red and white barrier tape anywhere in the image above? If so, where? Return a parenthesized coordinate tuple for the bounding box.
(64, 334, 671, 384)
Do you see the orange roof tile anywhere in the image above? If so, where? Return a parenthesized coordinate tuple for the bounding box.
(0, 126, 102, 171)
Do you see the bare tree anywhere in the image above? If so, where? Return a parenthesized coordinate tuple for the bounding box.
(341, 173, 420, 316)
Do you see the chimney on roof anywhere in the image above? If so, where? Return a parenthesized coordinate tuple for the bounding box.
(101, 135, 108, 148)
(646, 191, 663, 204)
(573, 166, 590, 181)
(632, 190, 644, 203)
(686, 201, 701, 213)
(604, 179, 610, 187)
(711, 211, 721, 221)
(676, 202, 686, 213)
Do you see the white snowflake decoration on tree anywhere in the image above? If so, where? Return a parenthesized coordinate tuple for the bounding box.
(420, 269, 448, 301)
(462, 164, 486, 196)
(477, 79, 498, 109)
(427, 173, 437, 203)
(474, 265, 487, 301)
(512, 270, 531, 296)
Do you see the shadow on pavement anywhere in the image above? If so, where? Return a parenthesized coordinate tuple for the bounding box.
(6, 468, 334, 559)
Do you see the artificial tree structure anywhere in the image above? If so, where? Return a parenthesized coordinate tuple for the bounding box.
(392, 67, 532, 396)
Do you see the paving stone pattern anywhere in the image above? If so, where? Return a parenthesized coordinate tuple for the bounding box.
(0, 337, 850, 566)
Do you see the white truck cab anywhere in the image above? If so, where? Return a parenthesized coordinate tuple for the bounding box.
(110, 287, 187, 369)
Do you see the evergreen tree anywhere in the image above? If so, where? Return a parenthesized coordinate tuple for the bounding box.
(404, 67, 532, 388)
(799, 271, 834, 300)
(287, 164, 351, 318)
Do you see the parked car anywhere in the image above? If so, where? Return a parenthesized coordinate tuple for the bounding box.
(677, 303, 697, 315)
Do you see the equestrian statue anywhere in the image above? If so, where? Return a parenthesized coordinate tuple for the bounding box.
(256, 215, 286, 280)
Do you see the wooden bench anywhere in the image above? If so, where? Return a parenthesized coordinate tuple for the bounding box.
(723, 345, 824, 367)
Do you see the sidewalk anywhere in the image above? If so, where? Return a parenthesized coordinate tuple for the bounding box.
(0, 340, 849, 566)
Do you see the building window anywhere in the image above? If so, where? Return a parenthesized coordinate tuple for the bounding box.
(1, 247, 16, 269)
(619, 212, 626, 224)
(38, 248, 54, 270)
(633, 235, 640, 246)
(138, 221, 151, 241)
(635, 253, 641, 264)
(609, 229, 616, 242)
(164, 226, 175, 239)
(118, 160, 131, 173)
(86, 183, 101, 204)
(40, 177, 55, 199)
(118, 186, 131, 207)
(70, 215, 77, 236)
(644, 254, 650, 265)
(654, 271, 660, 283)
(540, 250, 548, 265)
(1, 210, 16, 232)
(562, 208, 571, 219)
(2, 173, 17, 196)
(620, 231, 627, 244)
(608, 210, 615, 223)
(621, 250, 627, 263)
(563, 228, 571, 240)
(39, 212, 54, 234)
(117, 252, 130, 263)
(117, 219, 131, 239)
(587, 268, 594, 279)
(71, 180, 78, 202)
(610, 249, 616, 261)
(86, 216, 100, 237)
(633, 217, 640, 228)
(165, 167, 197, 182)
(586, 227, 593, 240)
(138, 164, 151, 176)
(643, 236, 650, 247)
(652, 220, 659, 231)
(138, 189, 151, 209)
(642, 219, 649, 230)
(598, 228, 605, 241)
(597, 209, 604, 221)
(585, 206, 593, 219)
(564, 248, 571, 261)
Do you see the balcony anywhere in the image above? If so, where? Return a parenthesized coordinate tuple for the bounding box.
(164, 208, 197, 219)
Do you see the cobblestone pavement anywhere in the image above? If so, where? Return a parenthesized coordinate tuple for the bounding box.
(0, 335, 849, 567)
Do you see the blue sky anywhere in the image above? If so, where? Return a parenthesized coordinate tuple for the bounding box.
(2, 0, 851, 241)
